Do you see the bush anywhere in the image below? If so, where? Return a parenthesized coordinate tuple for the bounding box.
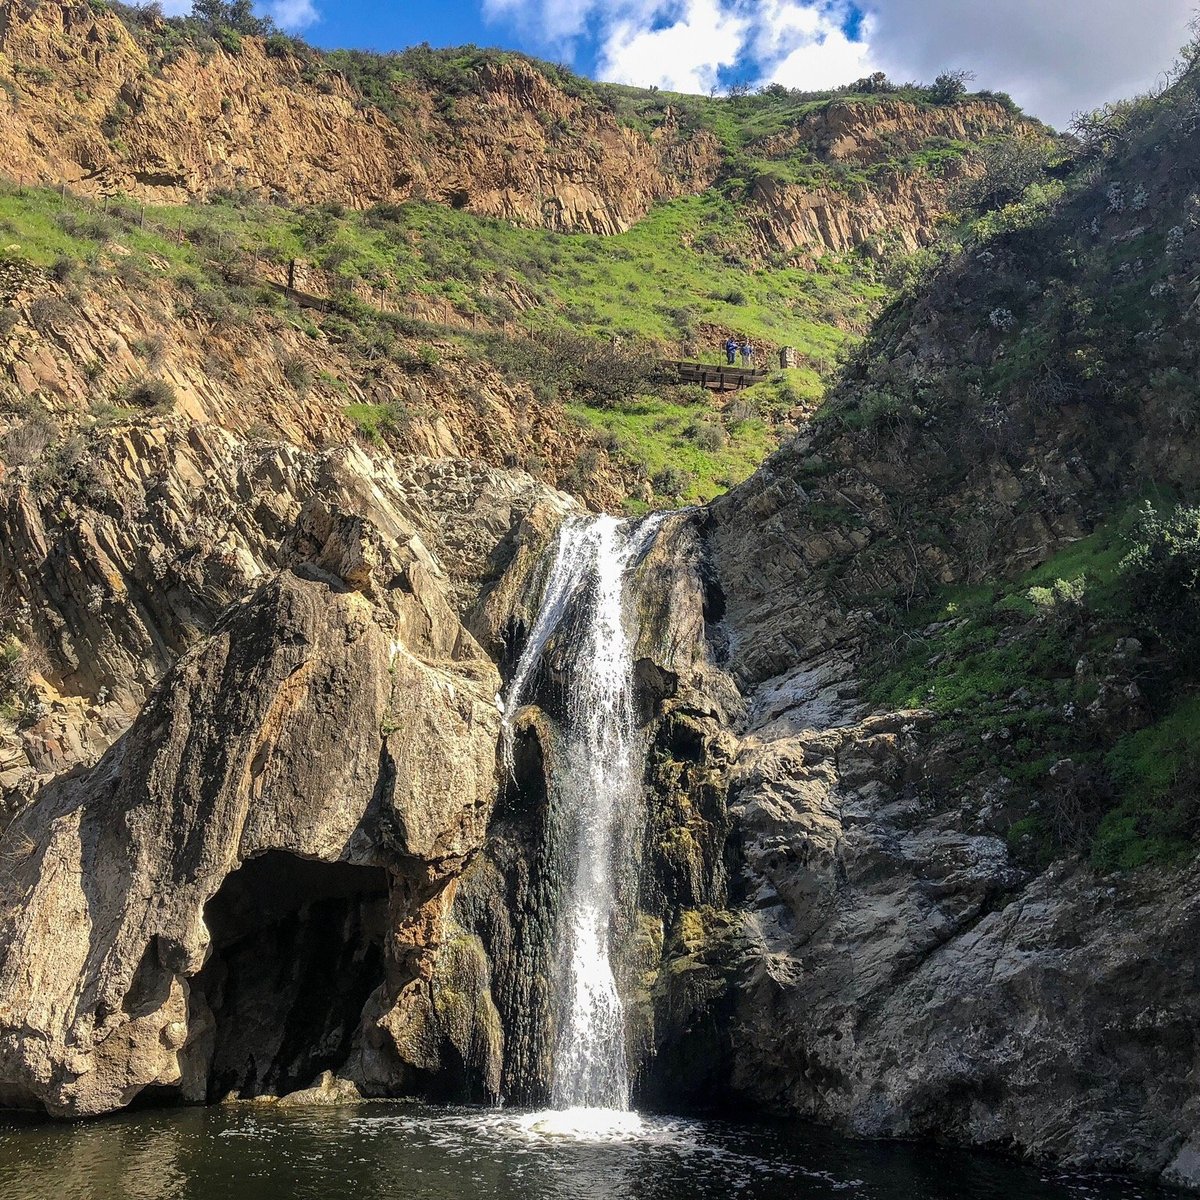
(0, 307, 17, 337)
(954, 138, 1058, 215)
(121, 375, 177, 411)
(31, 433, 108, 505)
(1027, 576, 1087, 623)
(487, 327, 656, 409)
(281, 355, 312, 391)
(2, 409, 57, 469)
(930, 70, 974, 104)
(651, 464, 693, 497)
(0, 635, 41, 723)
(50, 256, 76, 283)
(343, 401, 408, 444)
(1119, 503, 1200, 654)
(100, 99, 132, 142)
(28, 295, 75, 331)
(687, 421, 728, 452)
(131, 334, 166, 368)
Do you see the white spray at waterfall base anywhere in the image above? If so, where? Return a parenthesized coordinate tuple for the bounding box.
(503, 513, 663, 1126)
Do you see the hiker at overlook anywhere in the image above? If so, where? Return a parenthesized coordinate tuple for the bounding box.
(724, 336, 738, 365)
(740, 340, 754, 367)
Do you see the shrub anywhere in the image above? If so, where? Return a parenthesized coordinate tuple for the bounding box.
(343, 401, 408, 444)
(563, 445, 602, 492)
(131, 334, 166, 368)
(1119, 503, 1200, 654)
(28, 295, 75, 331)
(0, 307, 17, 337)
(213, 25, 243, 55)
(2, 409, 57, 469)
(121, 375, 177, 411)
(930, 70, 974, 104)
(688, 421, 728, 452)
(31, 433, 108, 505)
(100, 99, 132, 142)
(651, 464, 693, 497)
(487, 327, 656, 409)
(281, 355, 312, 391)
(954, 138, 1058, 215)
(1027, 576, 1087, 622)
(0, 635, 42, 722)
(50, 256, 76, 283)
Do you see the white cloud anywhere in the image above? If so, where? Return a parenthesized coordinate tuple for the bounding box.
(482, 0, 1197, 127)
(754, 1, 878, 92)
(600, 0, 750, 93)
(267, 0, 319, 30)
(482, 0, 613, 48)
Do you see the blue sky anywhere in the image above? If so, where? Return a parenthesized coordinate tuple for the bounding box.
(235, 0, 1194, 128)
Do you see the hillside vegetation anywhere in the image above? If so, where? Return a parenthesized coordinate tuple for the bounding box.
(0, 0, 1041, 504)
(769, 35, 1200, 872)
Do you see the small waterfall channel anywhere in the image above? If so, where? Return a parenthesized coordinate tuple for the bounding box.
(502, 513, 662, 1126)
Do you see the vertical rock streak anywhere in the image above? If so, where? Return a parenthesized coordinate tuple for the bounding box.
(503, 514, 659, 1111)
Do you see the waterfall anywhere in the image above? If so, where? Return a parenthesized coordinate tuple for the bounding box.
(503, 513, 661, 1114)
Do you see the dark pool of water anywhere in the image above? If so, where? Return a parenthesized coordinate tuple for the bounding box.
(0, 1104, 1176, 1200)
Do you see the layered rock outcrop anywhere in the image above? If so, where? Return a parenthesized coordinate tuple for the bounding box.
(746, 99, 1039, 259)
(0, 423, 573, 1114)
(0, 0, 720, 233)
(0, 258, 632, 507)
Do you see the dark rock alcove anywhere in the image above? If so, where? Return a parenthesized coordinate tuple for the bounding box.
(194, 852, 389, 1101)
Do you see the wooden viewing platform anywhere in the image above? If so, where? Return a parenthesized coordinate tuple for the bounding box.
(666, 360, 771, 392)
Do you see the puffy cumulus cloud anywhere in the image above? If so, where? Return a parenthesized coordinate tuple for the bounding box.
(864, 0, 1194, 128)
(267, 0, 319, 30)
(754, 1, 877, 92)
(599, 0, 750, 93)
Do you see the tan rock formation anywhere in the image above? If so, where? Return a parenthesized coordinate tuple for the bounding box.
(0, 264, 633, 508)
(0, 1, 721, 233)
(0, 526, 500, 1114)
(746, 99, 1040, 259)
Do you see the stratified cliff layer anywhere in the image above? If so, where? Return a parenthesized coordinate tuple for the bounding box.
(0, 0, 719, 233)
(0, 428, 571, 1114)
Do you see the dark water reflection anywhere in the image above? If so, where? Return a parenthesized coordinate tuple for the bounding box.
(0, 1104, 1177, 1200)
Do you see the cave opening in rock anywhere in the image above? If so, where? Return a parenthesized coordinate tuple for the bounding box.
(194, 852, 389, 1102)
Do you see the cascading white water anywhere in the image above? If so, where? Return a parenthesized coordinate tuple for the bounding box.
(503, 513, 661, 1119)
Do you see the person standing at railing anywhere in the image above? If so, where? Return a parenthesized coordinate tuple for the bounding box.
(725, 336, 738, 365)
(740, 340, 753, 367)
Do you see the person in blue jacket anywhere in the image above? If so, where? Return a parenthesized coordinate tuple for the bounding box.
(724, 336, 738, 365)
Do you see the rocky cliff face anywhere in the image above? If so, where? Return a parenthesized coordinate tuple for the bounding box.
(746, 99, 1039, 260)
(0, 413, 574, 1114)
(644, 68, 1200, 1187)
(0, 0, 719, 233)
(0, 256, 632, 503)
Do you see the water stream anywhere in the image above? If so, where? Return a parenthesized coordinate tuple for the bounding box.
(503, 513, 661, 1121)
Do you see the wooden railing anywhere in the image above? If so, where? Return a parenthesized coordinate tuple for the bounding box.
(665, 360, 770, 392)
